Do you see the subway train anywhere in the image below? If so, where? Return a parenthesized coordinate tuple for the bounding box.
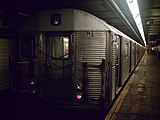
(12, 9, 145, 109)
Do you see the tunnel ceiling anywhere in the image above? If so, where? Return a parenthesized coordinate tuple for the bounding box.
(0, 0, 160, 46)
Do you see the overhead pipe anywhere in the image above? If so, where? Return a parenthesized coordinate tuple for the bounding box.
(103, 0, 144, 45)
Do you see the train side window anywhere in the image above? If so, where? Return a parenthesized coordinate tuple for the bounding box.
(51, 36, 69, 59)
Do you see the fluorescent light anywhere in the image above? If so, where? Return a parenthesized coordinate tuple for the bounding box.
(126, 0, 146, 46)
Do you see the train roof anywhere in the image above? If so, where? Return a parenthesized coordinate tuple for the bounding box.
(20, 9, 141, 45)
(106, 20, 142, 45)
(20, 9, 110, 32)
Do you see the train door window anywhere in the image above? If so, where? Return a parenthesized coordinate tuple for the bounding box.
(51, 36, 69, 58)
(112, 34, 119, 63)
(21, 34, 36, 58)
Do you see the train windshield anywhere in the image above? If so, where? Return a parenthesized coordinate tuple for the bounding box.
(51, 36, 69, 59)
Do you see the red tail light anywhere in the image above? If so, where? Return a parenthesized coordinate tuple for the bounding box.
(31, 88, 37, 94)
(76, 92, 82, 100)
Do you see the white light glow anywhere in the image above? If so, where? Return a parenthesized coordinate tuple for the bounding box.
(17, 12, 29, 16)
(126, 0, 146, 46)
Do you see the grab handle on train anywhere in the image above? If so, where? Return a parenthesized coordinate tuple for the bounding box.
(99, 58, 105, 72)
(85, 58, 106, 71)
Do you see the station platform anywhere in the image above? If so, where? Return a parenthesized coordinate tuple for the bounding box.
(105, 52, 160, 120)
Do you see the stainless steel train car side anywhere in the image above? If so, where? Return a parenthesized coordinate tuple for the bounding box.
(16, 9, 145, 109)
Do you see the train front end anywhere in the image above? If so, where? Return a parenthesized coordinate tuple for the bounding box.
(17, 9, 111, 110)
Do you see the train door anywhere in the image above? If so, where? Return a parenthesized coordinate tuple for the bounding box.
(16, 33, 37, 92)
(112, 34, 121, 95)
(129, 41, 132, 73)
(40, 32, 73, 101)
(121, 38, 130, 84)
(133, 43, 136, 66)
(131, 42, 136, 71)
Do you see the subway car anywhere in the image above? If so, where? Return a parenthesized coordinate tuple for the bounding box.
(14, 9, 145, 109)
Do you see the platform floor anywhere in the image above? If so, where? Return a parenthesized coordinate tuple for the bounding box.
(105, 53, 160, 120)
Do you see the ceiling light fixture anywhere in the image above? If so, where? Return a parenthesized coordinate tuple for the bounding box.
(126, 0, 146, 46)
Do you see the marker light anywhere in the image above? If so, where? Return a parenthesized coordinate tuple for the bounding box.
(76, 84, 82, 90)
(30, 80, 38, 94)
(76, 92, 82, 100)
(31, 88, 37, 94)
(31, 81, 35, 85)
(75, 83, 83, 101)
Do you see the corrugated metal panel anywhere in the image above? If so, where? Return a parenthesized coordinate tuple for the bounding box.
(75, 31, 106, 100)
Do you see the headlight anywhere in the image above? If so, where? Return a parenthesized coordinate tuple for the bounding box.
(76, 84, 82, 90)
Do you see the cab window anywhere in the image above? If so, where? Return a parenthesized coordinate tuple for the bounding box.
(51, 36, 69, 58)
